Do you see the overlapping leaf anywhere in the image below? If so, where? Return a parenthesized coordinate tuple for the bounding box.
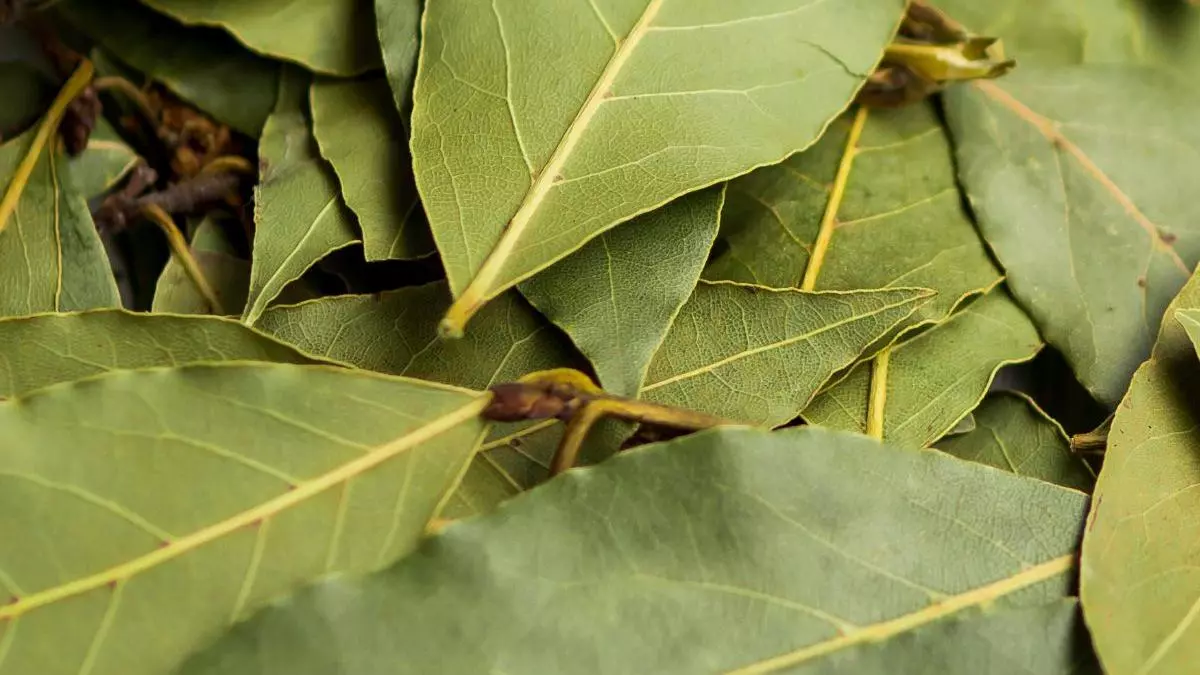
(1081, 270, 1200, 675)
(153, 219, 250, 316)
(56, 0, 279, 135)
(0, 61, 50, 136)
(310, 77, 433, 261)
(256, 282, 585, 501)
(803, 288, 1042, 448)
(179, 426, 1094, 675)
(706, 103, 1000, 324)
(412, 0, 908, 334)
(641, 282, 931, 426)
(520, 187, 723, 397)
(68, 119, 139, 200)
(243, 67, 359, 325)
(374, 0, 422, 116)
(140, 0, 380, 76)
(0, 129, 119, 317)
(936, 392, 1094, 492)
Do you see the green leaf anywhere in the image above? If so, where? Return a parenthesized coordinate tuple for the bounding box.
(520, 186, 723, 397)
(803, 288, 1042, 448)
(0, 310, 318, 398)
(0, 363, 487, 675)
(153, 220, 250, 316)
(943, 66, 1200, 406)
(178, 425, 1093, 675)
(0, 129, 120, 317)
(56, 0, 279, 136)
(243, 67, 359, 325)
(414, 0, 909, 334)
(310, 76, 434, 261)
(0, 61, 52, 136)
(374, 0, 421, 117)
(936, 392, 1095, 492)
(68, 118, 139, 200)
(256, 282, 586, 501)
(140, 0, 381, 76)
(705, 103, 1000, 325)
(641, 283, 932, 426)
(1081, 270, 1200, 675)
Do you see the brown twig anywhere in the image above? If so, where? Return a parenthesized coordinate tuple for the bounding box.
(95, 167, 243, 232)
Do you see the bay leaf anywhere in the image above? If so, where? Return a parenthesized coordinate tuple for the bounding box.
(374, 0, 421, 117)
(140, 0, 381, 76)
(68, 118, 139, 199)
(256, 282, 586, 501)
(705, 103, 1000, 324)
(178, 425, 1093, 675)
(936, 392, 1095, 492)
(56, 0, 279, 136)
(520, 186, 723, 397)
(153, 220, 251, 316)
(310, 76, 433, 261)
(0, 363, 487, 675)
(1080, 270, 1200, 674)
(243, 67, 359, 325)
(943, 66, 1200, 406)
(0, 310, 317, 398)
(413, 0, 909, 334)
(0, 61, 52, 137)
(640, 282, 932, 426)
(803, 288, 1042, 448)
(0, 129, 120, 317)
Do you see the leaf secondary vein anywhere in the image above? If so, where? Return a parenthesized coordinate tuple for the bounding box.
(723, 554, 1075, 674)
(0, 396, 489, 622)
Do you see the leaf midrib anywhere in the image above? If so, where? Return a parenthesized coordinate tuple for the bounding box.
(0, 395, 489, 622)
(724, 554, 1074, 674)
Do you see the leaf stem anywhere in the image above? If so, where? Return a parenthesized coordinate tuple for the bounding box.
(0, 58, 94, 236)
(141, 203, 226, 315)
(800, 106, 868, 291)
(93, 75, 159, 126)
(866, 348, 891, 440)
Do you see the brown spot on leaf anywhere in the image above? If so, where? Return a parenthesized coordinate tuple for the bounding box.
(1161, 231, 1178, 245)
(1137, 277, 1147, 288)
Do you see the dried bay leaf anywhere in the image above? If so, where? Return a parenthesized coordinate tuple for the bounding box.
(803, 288, 1042, 448)
(140, 0, 380, 76)
(153, 219, 251, 316)
(1081, 270, 1200, 675)
(68, 118, 139, 199)
(0, 129, 120, 317)
(0, 363, 487, 675)
(520, 186, 723, 398)
(943, 66, 1200, 406)
(256, 282, 587, 505)
(179, 426, 1094, 675)
(57, 0, 279, 136)
(310, 77, 434, 261)
(705, 103, 1000, 324)
(375, 0, 421, 117)
(0, 61, 52, 137)
(641, 282, 933, 426)
(243, 67, 359, 325)
(414, 0, 909, 335)
(936, 392, 1095, 492)
(0, 310, 318, 398)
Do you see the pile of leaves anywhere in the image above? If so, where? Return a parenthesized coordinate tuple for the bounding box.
(0, 0, 1198, 673)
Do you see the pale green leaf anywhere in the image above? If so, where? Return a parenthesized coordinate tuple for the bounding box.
(803, 288, 1042, 448)
(706, 103, 1000, 324)
(256, 282, 586, 503)
(943, 66, 1200, 406)
(153, 220, 251, 316)
(178, 426, 1093, 675)
(0, 310, 318, 398)
(640, 282, 932, 426)
(0, 130, 120, 317)
(310, 77, 434, 261)
(1081, 271, 1200, 675)
(243, 67, 359, 325)
(413, 0, 908, 332)
(0, 363, 487, 675)
(936, 392, 1095, 492)
(57, 0, 279, 135)
(520, 186, 723, 397)
(141, 0, 381, 76)
(68, 119, 139, 200)
(375, 0, 421, 117)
